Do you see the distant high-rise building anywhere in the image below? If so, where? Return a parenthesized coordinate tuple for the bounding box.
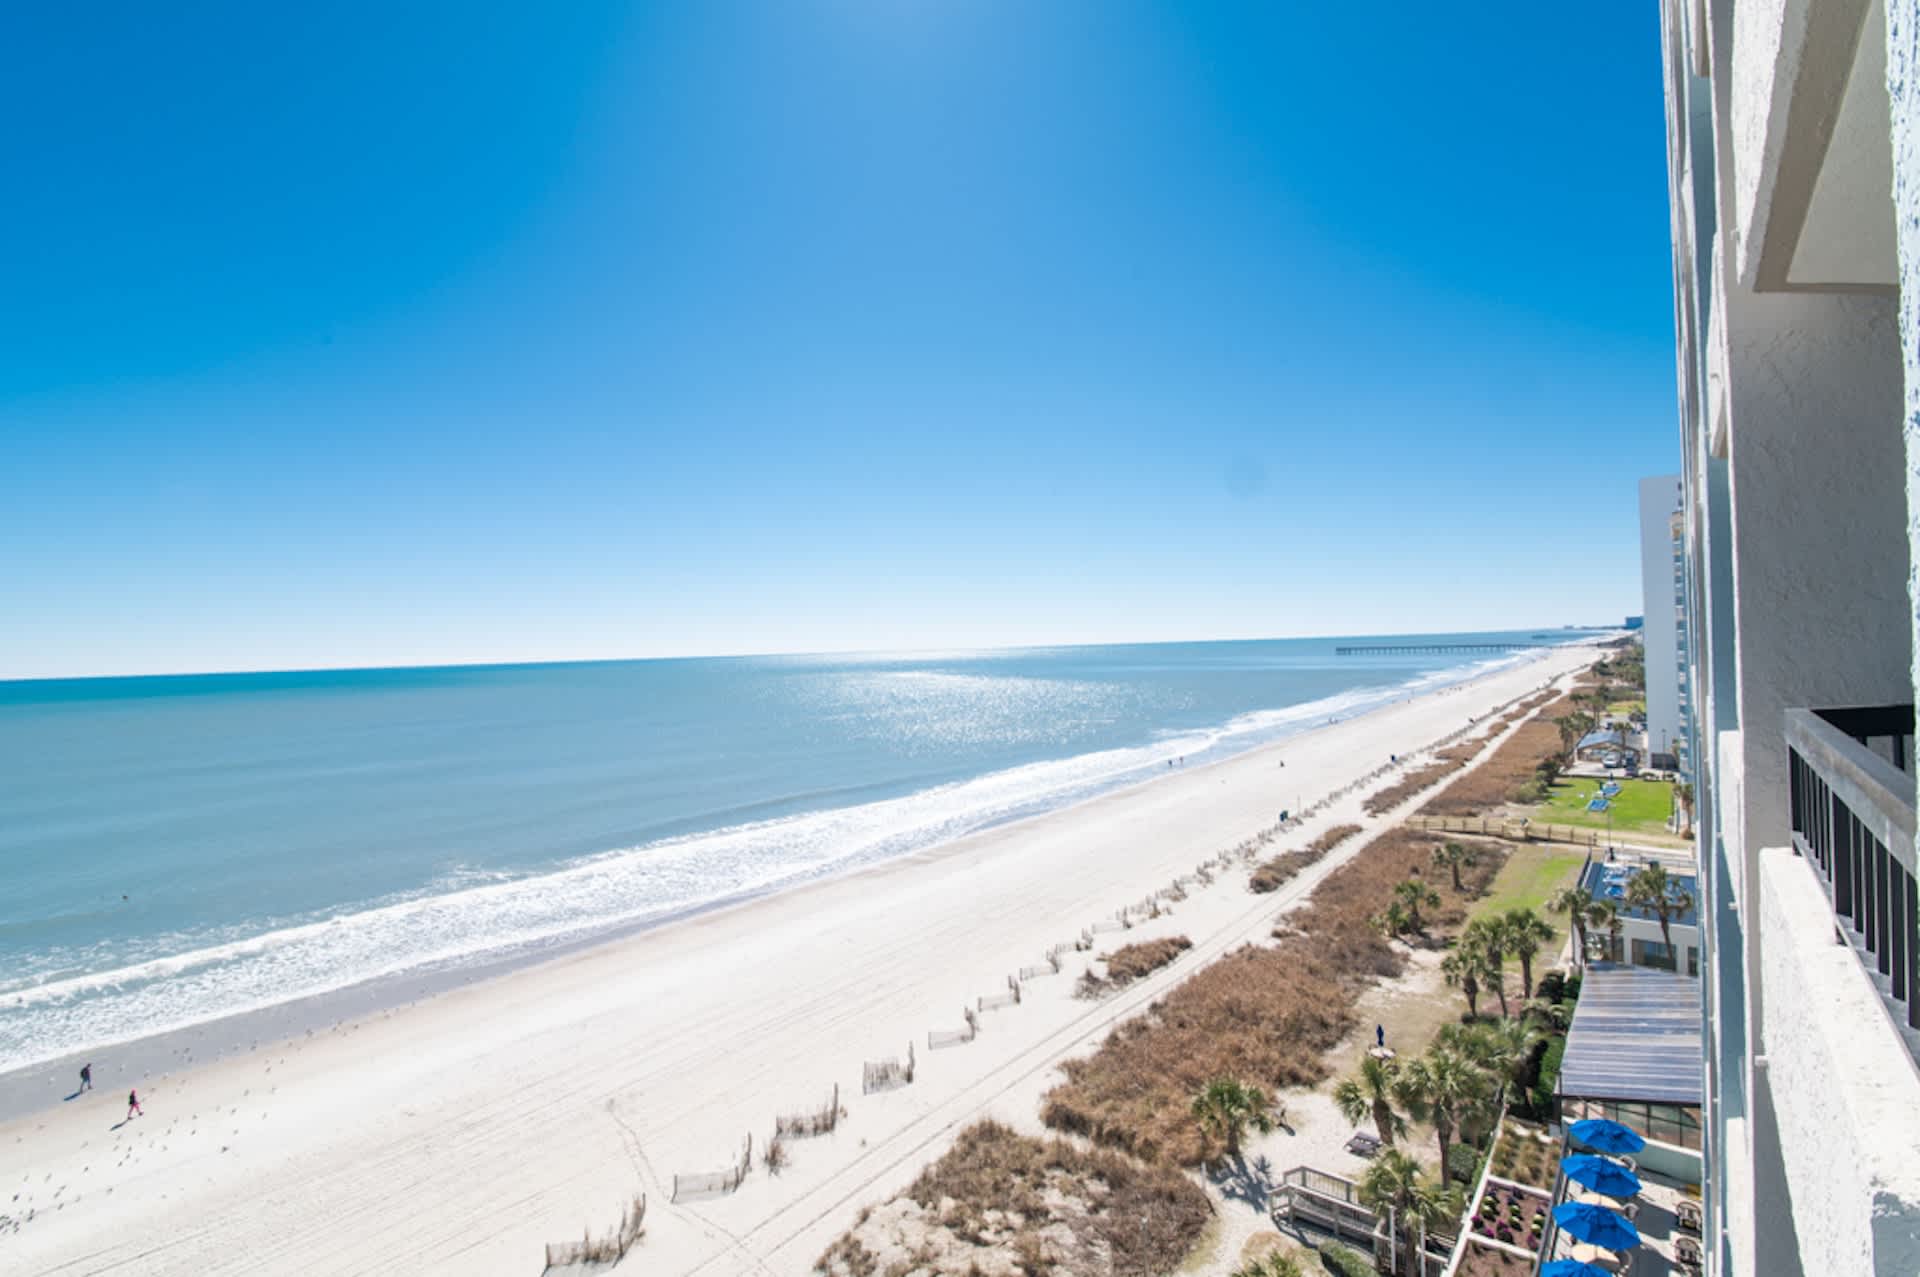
(1638, 474, 1685, 771)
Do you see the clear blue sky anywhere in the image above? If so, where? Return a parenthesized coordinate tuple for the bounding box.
(1, 3, 1677, 678)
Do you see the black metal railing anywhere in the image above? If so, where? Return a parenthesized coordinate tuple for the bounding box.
(1787, 706, 1918, 1039)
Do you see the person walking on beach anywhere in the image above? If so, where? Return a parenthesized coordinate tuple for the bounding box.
(127, 1089, 142, 1119)
(1375, 1024, 1385, 1049)
(79, 1063, 92, 1092)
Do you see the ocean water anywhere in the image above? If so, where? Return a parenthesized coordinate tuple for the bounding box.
(0, 632, 1581, 1073)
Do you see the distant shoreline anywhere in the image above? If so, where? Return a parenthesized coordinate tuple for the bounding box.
(1, 643, 1597, 1276)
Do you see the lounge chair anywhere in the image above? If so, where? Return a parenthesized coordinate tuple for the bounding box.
(1675, 1234, 1705, 1271)
(1676, 1198, 1704, 1232)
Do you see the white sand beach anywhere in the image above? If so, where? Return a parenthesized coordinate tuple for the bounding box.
(1, 645, 1596, 1277)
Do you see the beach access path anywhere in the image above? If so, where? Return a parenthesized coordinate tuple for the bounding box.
(0, 644, 1596, 1277)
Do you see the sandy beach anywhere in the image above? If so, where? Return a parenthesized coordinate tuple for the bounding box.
(1, 644, 1596, 1277)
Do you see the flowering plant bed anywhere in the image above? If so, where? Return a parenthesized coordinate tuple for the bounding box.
(1455, 1239, 1536, 1276)
(1470, 1181, 1550, 1253)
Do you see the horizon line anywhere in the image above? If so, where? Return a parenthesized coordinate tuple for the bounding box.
(0, 623, 1623, 687)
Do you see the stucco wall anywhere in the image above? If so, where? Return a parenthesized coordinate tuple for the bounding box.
(1757, 845, 1920, 1275)
(1719, 286, 1910, 861)
(1887, 0, 1920, 811)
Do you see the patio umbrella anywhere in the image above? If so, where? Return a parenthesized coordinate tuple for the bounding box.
(1562, 1153, 1643, 1199)
(1541, 1262, 1612, 1277)
(1569, 1117, 1646, 1155)
(1553, 1201, 1642, 1252)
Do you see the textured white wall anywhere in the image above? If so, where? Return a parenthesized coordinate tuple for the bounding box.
(1757, 847, 1920, 1274)
(1888, 0, 1920, 811)
(1718, 285, 1909, 863)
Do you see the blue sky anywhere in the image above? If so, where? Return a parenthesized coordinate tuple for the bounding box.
(2, 3, 1677, 678)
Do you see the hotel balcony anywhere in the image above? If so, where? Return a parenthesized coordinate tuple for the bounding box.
(1764, 706, 1920, 1273)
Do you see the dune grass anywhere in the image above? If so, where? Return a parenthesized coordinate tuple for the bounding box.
(1042, 827, 1505, 1165)
(1418, 694, 1574, 817)
(818, 1120, 1210, 1277)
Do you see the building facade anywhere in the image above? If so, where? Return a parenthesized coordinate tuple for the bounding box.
(1656, 1, 1920, 1274)
(1639, 473, 1687, 772)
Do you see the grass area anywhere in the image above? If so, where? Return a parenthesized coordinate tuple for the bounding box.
(1535, 777, 1673, 835)
(1606, 699, 1646, 716)
(1419, 694, 1574, 816)
(1469, 844, 1586, 947)
(1043, 828, 1505, 1165)
(818, 1120, 1211, 1277)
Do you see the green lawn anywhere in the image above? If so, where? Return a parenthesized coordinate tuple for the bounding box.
(1606, 699, 1646, 716)
(1536, 776, 1673, 836)
(1470, 845, 1588, 946)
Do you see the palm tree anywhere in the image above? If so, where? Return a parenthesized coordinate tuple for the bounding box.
(1470, 918, 1512, 1017)
(1393, 1047, 1491, 1173)
(1191, 1077, 1275, 1161)
(1547, 885, 1597, 971)
(1333, 1054, 1406, 1147)
(1501, 908, 1555, 999)
(1674, 781, 1695, 833)
(1356, 1149, 1425, 1275)
(1534, 756, 1564, 786)
(1590, 899, 1622, 963)
(1556, 711, 1595, 760)
(1625, 862, 1695, 960)
(1373, 900, 1412, 937)
(1357, 1150, 1465, 1275)
(1430, 842, 1477, 892)
(1440, 1017, 1539, 1103)
(1440, 946, 1488, 1019)
(1393, 878, 1440, 933)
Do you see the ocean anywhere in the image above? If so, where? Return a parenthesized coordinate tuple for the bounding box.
(0, 631, 1582, 1075)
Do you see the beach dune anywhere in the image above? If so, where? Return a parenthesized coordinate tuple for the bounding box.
(0, 645, 1595, 1276)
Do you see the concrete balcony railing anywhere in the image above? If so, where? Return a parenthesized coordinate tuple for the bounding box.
(1785, 706, 1918, 1047)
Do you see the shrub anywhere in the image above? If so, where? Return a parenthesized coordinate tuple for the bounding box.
(1420, 695, 1576, 816)
(1079, 936, 1192, 996)
(1046, 829, 1508, 1163)
(1446, 1140, 1484, 1186)
(1319, 1243, 1376, 1277)
(1251, 848, 1325, 894)
(816, 1120, 1212, 1277)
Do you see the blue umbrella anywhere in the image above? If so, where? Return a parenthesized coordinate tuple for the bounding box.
(1541, 1262, 1612, 1277)
(1562, 1153, 1642, 1199)
(1569, 1117, 1646, 1155)
(1553, 1201, 1642, 1251)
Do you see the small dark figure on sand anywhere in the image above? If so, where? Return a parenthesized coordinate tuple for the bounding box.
(1375, 1024, 1385, 1049)
(79, 1063, 92, 1092)
(127, 1089, 142, 1119)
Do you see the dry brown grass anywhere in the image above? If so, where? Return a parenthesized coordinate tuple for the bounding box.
(1418, 695, 1574, 817)
(1249, 824, 1361, 893)
(1100, 936, 1192, 986)
(1362, 747, 1475, 816)
(1307, 823, 1365, 856)
(817, 1120, 1210, 1277)
(1249, 847, 1324, 894)
(1042, 828, 1507, 1165)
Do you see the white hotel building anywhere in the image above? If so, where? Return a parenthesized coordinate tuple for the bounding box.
(1639, 473, 1687, 772)
(1656, 1, 1920, 1273)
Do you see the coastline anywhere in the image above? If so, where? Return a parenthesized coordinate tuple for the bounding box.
(0, 648, 1535, 1092)
(0, 643, 1597, 1276)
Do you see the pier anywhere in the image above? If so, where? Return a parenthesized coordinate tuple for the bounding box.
(1333, 642, 1548, 656)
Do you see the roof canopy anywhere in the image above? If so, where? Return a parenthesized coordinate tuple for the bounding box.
(1556, 962, 1703, 1106)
